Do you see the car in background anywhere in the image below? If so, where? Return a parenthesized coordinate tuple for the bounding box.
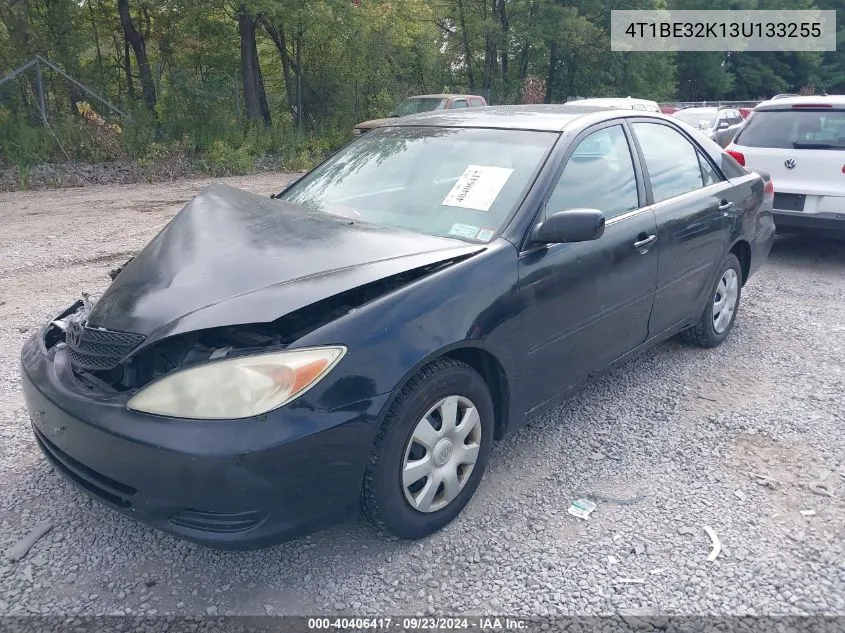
(353, 94, 487, 135)
(739, 107, 754, 119)
(726, 95, 845, 236)
(568, 97, 661, 112)
(671, 106, 745, 147)
(21, 104, 774, 549)
(661, 106, 679, 115)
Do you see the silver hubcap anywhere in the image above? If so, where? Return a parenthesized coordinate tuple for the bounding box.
(713, 268, 739, 334)
(402, 395, 482, 513)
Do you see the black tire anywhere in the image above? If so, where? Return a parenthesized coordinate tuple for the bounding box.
(362, 358, 494, 540)
(680, 253, 743, 348)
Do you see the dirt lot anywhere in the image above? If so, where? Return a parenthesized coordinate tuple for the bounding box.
(0, 174, 843, 618)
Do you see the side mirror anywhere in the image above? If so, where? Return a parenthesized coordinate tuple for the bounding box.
(698, 120, 711, 130)
(717, 120, 730, 130)
(532, 209, 606, 245)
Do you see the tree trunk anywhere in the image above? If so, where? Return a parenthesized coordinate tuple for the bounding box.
(457, 0, 475, 90)
(497, 0, 508, 85)
(481, 0, 497, 94)
(86, 0, 105, 76)
(117, 0, 156, 112)
(261, 18, 296, 112)
(517, 2, 536, 85)
(238, 5, 271, 125)
(256, 37, 271, 124)
(295, 29, 302, 128)
(123, 38, 134, 100)
(544, 40, 558, 104)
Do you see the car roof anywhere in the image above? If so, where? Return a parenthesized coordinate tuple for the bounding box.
(675, 107, 719, 113)
(405, 94, 482, 100)
(386, 103, 669, 132)
(755, 95, 845, 110)
(572, 97, 658, 106)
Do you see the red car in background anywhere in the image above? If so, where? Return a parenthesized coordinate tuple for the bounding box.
(660, 106, 678, 115)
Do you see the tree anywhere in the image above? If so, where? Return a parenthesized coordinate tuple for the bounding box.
(237, 4, 271, 124)
(117, 0, 157, 112)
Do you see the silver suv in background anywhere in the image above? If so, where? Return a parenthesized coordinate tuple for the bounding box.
(672, 107, 745, 147)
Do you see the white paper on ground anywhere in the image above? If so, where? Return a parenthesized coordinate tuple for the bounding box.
(442, 165, 514, 211)
(567, 498, 597, 520)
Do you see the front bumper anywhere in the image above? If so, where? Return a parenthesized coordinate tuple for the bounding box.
(20, 330, 389, 549)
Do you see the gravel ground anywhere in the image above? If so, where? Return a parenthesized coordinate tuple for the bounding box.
(0, 174, 843, 620)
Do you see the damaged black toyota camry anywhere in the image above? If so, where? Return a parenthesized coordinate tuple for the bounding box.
(21, 105, 775, 549)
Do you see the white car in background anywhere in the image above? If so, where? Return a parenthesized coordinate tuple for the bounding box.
(725, 95, 845, 236)
(567, 97, 661, 112)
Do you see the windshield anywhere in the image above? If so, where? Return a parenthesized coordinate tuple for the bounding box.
(393, 98, 447, 117)
(277, 126, 558, 242)
(734, 109, 845, 149)
(673, 110, 717, 127)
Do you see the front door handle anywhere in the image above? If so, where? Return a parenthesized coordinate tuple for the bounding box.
(633, 234, 657, 251)
(719, 200, 734, 214)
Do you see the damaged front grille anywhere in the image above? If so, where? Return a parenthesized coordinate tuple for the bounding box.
(65, 323, 145, 371)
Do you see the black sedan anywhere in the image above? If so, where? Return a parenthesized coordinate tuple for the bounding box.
(21, 105, 775, 549)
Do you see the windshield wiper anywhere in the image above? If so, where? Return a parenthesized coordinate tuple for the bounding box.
(792, 142, 845, 149)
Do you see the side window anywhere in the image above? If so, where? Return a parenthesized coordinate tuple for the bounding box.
(633, 104, 646, 111)
(546, 125, 639, 220)
(470, 98, 484, 107)
(698, 152, 724, 186)
(450, 99, 468, 109)
(632, 122, 705, 203)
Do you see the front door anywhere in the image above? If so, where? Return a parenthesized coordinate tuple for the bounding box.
(516, 123, 659, 413)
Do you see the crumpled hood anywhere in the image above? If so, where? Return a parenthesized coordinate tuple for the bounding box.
(86, 183, 481, 342)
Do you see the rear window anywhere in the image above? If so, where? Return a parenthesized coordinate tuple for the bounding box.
(735, 109, 845, 149)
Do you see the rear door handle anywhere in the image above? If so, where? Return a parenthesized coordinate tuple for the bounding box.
(633, 234, 657, 251)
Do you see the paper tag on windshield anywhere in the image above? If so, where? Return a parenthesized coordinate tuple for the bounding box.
(448, 223, 480, 239)
(442, 165, 513, 211)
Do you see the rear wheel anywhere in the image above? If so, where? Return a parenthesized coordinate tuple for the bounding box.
(362, 358, 494, 539)
(680, 253, 742, 348)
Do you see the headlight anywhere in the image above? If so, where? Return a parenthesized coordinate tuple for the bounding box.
(127, 346, 346, 419)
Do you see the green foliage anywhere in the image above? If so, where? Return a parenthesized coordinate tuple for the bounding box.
(0, 0, 843, 178)
(201, 139, 255, 176)
(366, 91, 396, 119)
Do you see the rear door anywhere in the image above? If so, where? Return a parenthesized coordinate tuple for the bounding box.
(628, 119, 736, 336)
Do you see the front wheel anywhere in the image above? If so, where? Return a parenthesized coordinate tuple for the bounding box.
(362, 358, 494, 539)
(680, 253, 742, 348)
